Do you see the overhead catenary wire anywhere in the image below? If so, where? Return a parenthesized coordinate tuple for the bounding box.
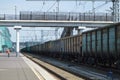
(92, 2, 108, 11)
(71, 1, 88, 12)
(46, 1, 57, 12)
(21, 29, 57, 42)
(40, 0, 46, 11)
(70, 1, 78, 12)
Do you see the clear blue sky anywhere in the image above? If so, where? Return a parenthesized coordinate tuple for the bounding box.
(0, 0, 112, 14)
(0, 0, 113, 42)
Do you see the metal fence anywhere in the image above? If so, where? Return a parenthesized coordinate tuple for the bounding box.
(0, 12, 113, 21)
(20, 11, 113, 21)
(0, 14, 20, 20)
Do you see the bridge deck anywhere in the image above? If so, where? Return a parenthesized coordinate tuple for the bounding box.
(0, 20, 113, 27)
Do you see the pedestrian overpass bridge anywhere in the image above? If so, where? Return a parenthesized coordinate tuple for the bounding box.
(0, 20, 113, 27)
(0, 12, 114, 27)
(1, 12, 113, 56)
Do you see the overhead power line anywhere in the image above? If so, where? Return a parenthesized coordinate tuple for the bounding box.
(47, 1, 57, 12)
(40, 1, 46, 11)
(93, 2, 108, 11)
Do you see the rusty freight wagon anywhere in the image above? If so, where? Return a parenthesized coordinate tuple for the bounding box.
(82, 23, 120, 67)
(21, 23, 120, 68)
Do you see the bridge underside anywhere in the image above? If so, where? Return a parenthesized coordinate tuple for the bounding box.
(0, 20, 113, 27)
(61, 27, 74, 38)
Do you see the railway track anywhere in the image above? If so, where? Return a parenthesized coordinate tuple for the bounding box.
(23, 53, 120, 80)
(23, 53, 85, 80)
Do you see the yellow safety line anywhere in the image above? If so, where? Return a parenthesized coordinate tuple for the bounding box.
(21, 54, 44, 80)
(29, 64, 44, 80)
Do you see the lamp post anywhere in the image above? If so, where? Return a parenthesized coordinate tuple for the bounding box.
(14, 26, 22, 57)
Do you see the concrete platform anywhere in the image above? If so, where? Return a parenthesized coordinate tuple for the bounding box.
(0, 53, 56, 80)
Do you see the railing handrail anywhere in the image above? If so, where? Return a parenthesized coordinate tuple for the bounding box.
(0, 12, 113, 21)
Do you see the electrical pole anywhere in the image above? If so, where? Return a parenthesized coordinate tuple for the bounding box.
(55, 0, 60, 40)
(57, 0, 59, 12)
(15, 6, 17, 20)
(92, 1, 95, 13)
(112, 0, 119, 22)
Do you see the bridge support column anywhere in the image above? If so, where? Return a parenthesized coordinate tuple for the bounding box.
(77, 26, 86, 34)
(14, 26, 22, 57)
(77, 29, 82, 34)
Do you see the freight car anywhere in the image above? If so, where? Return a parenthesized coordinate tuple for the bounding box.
(82, 23, 117, 67)
(21, 23, 120, 68)
(82, 23, 120, 67)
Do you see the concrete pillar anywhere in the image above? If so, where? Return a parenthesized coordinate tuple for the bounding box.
(77, 26, 86, 34)
(16, 30, 20, 57)
(14, 26, 22, 57)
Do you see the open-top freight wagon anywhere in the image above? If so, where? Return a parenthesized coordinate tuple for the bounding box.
(21, 23, 120, 68)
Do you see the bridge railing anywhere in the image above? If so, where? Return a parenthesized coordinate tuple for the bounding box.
(20, 12, 113, 21)
(0, 12, 113, 21)
(0, 14, 20, 20)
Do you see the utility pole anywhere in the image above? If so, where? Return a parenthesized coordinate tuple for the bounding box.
(57, 0, 59, 12)
(55, 0, 60, 40)
(15, 6, 17, 20)
(112, 0, 119, 22)
(92, 1, 95, 13)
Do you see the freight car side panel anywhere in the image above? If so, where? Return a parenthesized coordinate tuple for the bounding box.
(67, 38, 68, 53)
(82, 34, 87, 56)
(117, 26, 120, 56)
(102, 28, 108, 58)
(71, 37, 73, 53)
(59, 41, 61, 52)
(49, 42, 52, 52)
(96, 30, 102, 57)
(87, 33, 91, 56)
(74, 37, 77, 53)
(109, 27, 116, 57)
(57, 40, 60, 52)
(69, 38, 72, 53)
(65, 39, 67, 53)
(48, 42, 51, 52)
(80, 35, 82, 55)
(92, 31, 96, 57)
(50, 41, 54, 53)
(36, 45, 39, 53)
(68, 38, 70, 53)
(77, 36, 80, 53)
(65, 38, 67, 53)
(73, 37, 75, 53)
(38, 45, 40, 52)
(60, 40, 64, 53)
(54, 41, 56, 52)
(66, 39, 68, 53)
(59, 40, 61, 52)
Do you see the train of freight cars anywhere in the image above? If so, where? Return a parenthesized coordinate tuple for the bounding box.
(21, 23, 120, 68)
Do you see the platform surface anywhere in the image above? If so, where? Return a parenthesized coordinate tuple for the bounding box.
(0, 53, 39, 80)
